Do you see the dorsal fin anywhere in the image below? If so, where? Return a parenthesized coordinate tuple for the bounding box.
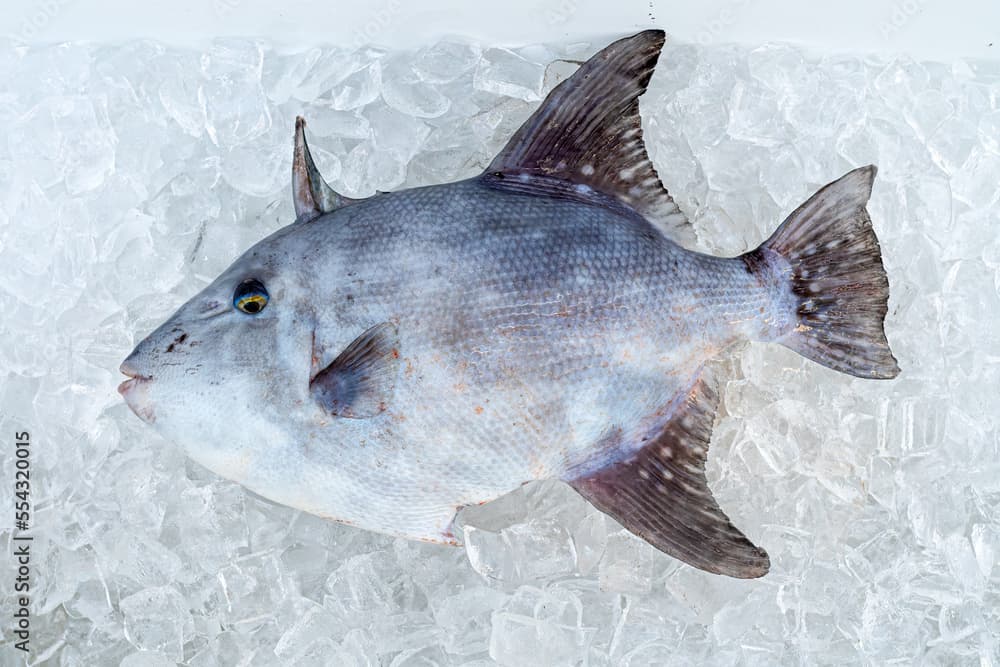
(481, 30, 694, 247)
(292, 116, 354, 221)
(568, 369, 770, 578)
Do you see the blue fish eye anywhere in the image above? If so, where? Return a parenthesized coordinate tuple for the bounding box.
(233, 279, 269, 314)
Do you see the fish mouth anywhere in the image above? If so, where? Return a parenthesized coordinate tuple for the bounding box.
(118, 361, 152, 393)
(118, 361, 156, 423)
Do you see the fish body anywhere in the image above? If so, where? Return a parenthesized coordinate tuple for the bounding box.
(120, 31, 899, 577)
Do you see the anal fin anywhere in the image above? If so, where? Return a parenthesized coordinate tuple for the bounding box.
(568, 372, 770, 578)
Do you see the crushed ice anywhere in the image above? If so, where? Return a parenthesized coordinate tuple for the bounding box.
(0, 34, 998, 665)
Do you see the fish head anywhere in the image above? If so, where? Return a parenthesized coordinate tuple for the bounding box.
(118, 234, 319, 477)
(118, 117, 366, 481)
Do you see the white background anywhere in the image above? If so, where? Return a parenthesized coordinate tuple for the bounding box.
(2, 0, 997, 61)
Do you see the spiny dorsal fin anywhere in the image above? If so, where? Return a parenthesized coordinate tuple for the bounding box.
(292, 116, 354, 221)
(481, 30, 694, 247)
(568, 369, 770, 578)
(310, 322, 399, 419)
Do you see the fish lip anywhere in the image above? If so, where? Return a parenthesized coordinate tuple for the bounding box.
(117, 367, 153, 396)
(118, 375, 156, 424)
(117, 376, 151, 395)
(118, 359, 153, 400)
(119, 359, 152, 381)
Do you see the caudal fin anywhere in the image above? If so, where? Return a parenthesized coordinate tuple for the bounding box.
(749, 166, 900, 379)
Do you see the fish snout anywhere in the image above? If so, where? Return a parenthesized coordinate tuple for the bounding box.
(119, 345, 154, 382)
(119, 356, 148, 380)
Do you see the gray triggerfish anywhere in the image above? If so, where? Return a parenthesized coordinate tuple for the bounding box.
(119, 30, 899, 578)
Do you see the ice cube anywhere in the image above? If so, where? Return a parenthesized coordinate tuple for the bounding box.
(112, 456, 169, 531)
(274, 601, 342, 660)
(461, 481, 587, 585)
(926, 117, 977, 174)
(329, 62, 382, 110)
(490, 605, 594, 666)
(304, 106, 371, 140)
(412, 40, 482, 83)
(432, 587, 508, 656)
(161, 483, 250, 575)
(65, 579, 115, 624)
(262, 47, 322, 104)
(99, 530, 185, 590)
(367, 103, 432, 160)
(382, 78, 451, 119)
(297, 638, 360, 667)
(323, 549, 420, 626)
(388, 645, 450, 667)
(474, 48, 545, 101)
(219, 139, 289, 197)
(463, 520, 578, 585)
(120, 652, 178, 667)
(598, 530, 655, 594)
(119, 586, 193, 661)
(369, 611, 442, 656)
(727, 79, 785, 148)
(157, 50, 208, 138)
(952, 146, 1000, 208)
(60, 95, 118, 194)
(904, 89, 954, 140)
(214, 551, 286, 633)
(937, 601, 984, 644)
(201, 41, 272, 148)
(977, 110, 1000, 154)
(971, 524, 999, 578)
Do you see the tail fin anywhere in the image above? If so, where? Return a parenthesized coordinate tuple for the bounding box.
(748, 166, 900, 379)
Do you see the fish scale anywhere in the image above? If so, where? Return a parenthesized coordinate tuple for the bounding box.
(120, 30, 898, 578)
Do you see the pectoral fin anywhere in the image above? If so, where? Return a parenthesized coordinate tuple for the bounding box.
(568, 371, 770, 578)
(310, 323, 399, 419)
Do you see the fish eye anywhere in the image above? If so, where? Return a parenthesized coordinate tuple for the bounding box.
(233, 279, 269, 315)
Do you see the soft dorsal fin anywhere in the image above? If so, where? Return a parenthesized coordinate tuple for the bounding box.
(310, 323, 400, 419)
(568, 369, 770, 578)
(292, 116, 354, 221)
(481, 30, 694, 247)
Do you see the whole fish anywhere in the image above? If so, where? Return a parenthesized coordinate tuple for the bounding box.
(119, 30, 899, 578)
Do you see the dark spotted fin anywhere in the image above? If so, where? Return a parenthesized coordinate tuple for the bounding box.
(481, 30, 694, 247)
(292, 116, 355, 221)
(568, 371, 770, 578)
(310, 323, 399, 419)
(747, 166, 900, 379)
